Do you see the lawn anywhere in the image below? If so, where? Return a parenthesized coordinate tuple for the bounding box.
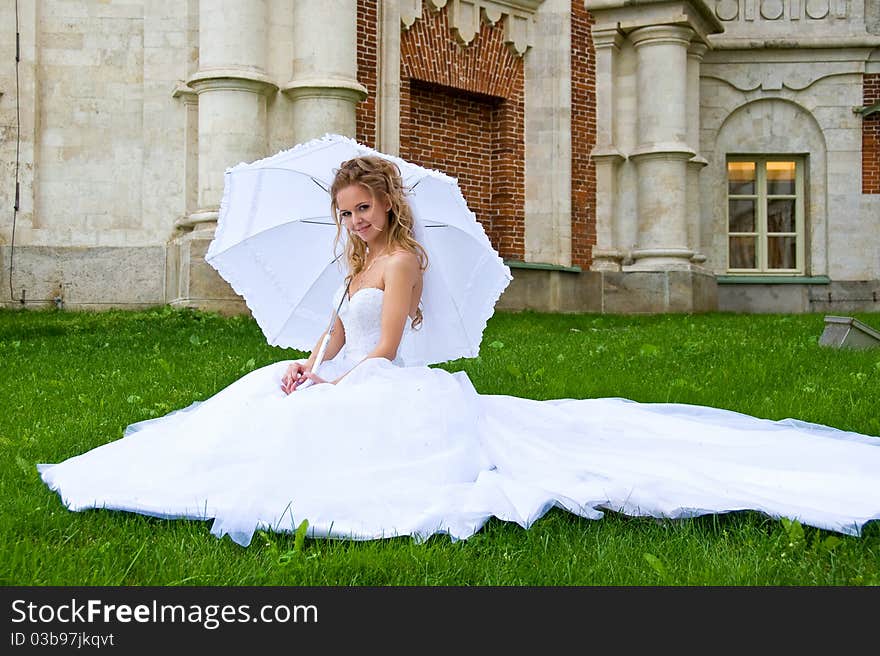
(2, 306, 879, 585)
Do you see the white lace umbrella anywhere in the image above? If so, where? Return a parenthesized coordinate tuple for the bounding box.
(205, 133, 512, 367)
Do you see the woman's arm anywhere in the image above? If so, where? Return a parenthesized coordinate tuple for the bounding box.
(304, 252, 419, 386)
(282, 313, 346, 393)
(306, 314, 346, 369)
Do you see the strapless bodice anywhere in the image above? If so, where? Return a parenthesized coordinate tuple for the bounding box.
(333, 285, 410, 365)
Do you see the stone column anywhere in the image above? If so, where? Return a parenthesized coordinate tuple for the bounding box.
(283, 0, 367, 143)
(686, 41, 708, 265)
(590, 27, 625, 271)
(169, 0, 277, 313)
(627, 25, 695, 271)
(185, 0, 277, 229)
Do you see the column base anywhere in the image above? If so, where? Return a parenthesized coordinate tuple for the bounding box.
(626, 248, 695, 271)
(590, 248, 624, 272)
(166, 224, 248, 316)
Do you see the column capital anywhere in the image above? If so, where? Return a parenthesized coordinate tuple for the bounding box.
(687, 40, 709, 59)
(629, 24, 694, 48)
(584, 0, 723, 44)
(175, 209, 219, 231)
(591, 146, 626, 162)
(171, 81, 198, 104)
(187, 69, 278, 95)
(592, 26, 624, 50)
(281, 77, 368, 103)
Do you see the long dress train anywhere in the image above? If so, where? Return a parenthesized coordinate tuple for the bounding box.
(38, 287, 880, 546)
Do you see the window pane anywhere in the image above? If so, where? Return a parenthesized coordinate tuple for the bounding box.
(767, 198, 795, 233)
(728, 161, 756, 195)
(767, 161, 796, 195)
(729, 236, 756, 269)
(767, 236, 797, 269)
(728, 199, 756, 232)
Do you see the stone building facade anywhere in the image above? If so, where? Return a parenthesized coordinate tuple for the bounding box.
(0, 0, 878, 314)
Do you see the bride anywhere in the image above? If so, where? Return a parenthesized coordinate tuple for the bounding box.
(39, 157, 880, 548)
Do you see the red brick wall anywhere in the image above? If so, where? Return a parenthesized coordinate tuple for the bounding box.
(571, 1, 597, 269)
(356, 0, 378, 147)
(864, 74, 880, 195)
(399, 7, 525, 260)
(406, 82, 495, 239)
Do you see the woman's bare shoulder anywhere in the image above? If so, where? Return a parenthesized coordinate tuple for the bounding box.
(382, 250, 421, 291)
(386, 249, 421, 272)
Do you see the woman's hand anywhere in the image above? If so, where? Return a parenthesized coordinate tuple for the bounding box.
(299, 371, 334, 387)
(281, 362, 310, 395)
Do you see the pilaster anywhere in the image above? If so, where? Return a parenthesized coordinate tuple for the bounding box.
(585, 0, 723, 309)
(169, 0, 276, 313)
(590, 27, 626, 271)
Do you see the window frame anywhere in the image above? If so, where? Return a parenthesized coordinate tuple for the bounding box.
(725, 155, 806, 275)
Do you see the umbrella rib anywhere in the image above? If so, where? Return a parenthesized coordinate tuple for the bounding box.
(269, 251, 347, 345)
(207, 218, 339, 260)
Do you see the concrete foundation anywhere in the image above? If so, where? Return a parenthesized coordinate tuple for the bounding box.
(497, 267, 602, 313)
(0, 245, 164, 310)
(497, 267, 718, 314)
(601, 269, 718, 314)
(165, 228, 247, 316)
(719, 280, 880, 314)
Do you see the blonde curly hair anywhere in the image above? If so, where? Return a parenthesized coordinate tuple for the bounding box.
(330, 156, 429, 329)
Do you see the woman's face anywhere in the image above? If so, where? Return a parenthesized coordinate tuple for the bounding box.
(336, 184, 391, 244)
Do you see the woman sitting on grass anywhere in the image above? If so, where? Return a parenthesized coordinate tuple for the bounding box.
(38, 156, 880, 548)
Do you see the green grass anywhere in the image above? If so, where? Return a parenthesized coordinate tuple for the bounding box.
(2, 306, 879, 585)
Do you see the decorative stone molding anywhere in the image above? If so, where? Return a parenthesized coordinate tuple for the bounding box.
(712, 0, 853, 22)
(707, 0, 880, 47)
(869, 0, 880, 34)
(175, 210, 219, 231)
(585, 0, 724, 44)
(591, 148, 627, 162)
(630, 247, 697, 263)
(629, 146, 697, 160)
(186, 69, 278, 96)
(171, 82, 197, 101)
(855, 102, 880, 117)
(630, 23, 695, 48)
(400, 0, 543, 55)
(281, 78, 368, 103)
(688, 40, 709, 58)
(701, 59, 870, 92)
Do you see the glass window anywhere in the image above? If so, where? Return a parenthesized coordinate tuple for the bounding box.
(726, 157, 804, 274)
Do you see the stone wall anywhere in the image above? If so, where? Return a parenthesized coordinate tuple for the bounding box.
(1, 0, 189, 308)
(701, 51, 877, 282)
(703, 0, 880, 312)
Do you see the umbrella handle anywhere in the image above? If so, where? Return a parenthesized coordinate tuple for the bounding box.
(312, 333, 331, 373)
(295, 333, 331, 391)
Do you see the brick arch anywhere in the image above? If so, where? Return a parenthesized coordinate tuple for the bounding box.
(400, 6, 524, 260)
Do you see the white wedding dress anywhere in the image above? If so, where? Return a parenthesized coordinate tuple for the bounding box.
(38, 286, 880, 546)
